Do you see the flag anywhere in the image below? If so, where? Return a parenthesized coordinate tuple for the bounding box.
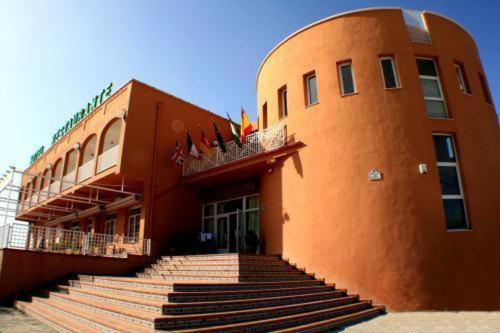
(212, 121, 227, 153)
(240, 107, 254, 143)
(171, 139, 186, 165)
(226, 113, 242, 147)
(198, 125, 213, 156)
(186, 131, 200, 159)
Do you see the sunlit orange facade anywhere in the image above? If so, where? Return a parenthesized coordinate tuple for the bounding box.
(15, 8, 499, 310)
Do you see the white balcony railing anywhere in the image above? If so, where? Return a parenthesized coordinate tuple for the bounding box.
(39, 186, 49, 202)
(182, 123, 286, 176)
(77, 159, 95, 183)
(0, 223, 151, 257)
(49, 180, 61, 197)
(97, 145, 119, 173)
(61, 170, 76, 191)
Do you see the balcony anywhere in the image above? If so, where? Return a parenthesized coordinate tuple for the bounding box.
(77, 159, 95, 183)
(18, 146, 120, 213)
(61, 170, 76, 191)
(182, 123, 286, 177)
(97, 145, 119, 173)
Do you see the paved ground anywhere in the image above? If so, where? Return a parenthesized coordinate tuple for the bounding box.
(0, 307, 56, 333)
(1, 306, 500, 332)
(332, 311, 500, 333)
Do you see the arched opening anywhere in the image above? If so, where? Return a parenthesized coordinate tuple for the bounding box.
(97, 118, 122, 173)
(100, 118, 122, 153)
(39, 168, 50, 202)
(50, 159, 63, 195)
(78, 135, 97, 182)
(62, 150, 78, 191)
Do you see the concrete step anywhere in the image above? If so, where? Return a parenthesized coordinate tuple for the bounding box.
(85, 275, 324, 292)
(160, 254, 281, 261)
(274, 306, 386, 333)
(143, 268, 306, 276)
(150, 263, 295, 271)
(27, 296, 154, 333)
(172, 303, 381, 332)
(14, 300, 103, 333)
(137, 273, 315, 283)
(56, 284, 346, 315)
(70, 279, 335, 303)
(40, 288, 363, 330)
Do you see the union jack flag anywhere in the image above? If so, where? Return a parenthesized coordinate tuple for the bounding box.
(171, 139, 186, 165)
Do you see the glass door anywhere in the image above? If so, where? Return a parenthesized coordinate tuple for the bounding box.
(216, 215, 228, 253)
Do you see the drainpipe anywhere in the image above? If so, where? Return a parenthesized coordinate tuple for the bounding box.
(148, 102, 162, 250)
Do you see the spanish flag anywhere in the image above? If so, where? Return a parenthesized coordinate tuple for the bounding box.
(198, 125, 212, 156)
(240, 107, 253, 143)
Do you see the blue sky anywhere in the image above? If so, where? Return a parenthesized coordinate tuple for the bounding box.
(0, 0, 498, 171)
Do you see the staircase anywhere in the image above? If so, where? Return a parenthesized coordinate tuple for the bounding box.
(14, 254, 385, 332)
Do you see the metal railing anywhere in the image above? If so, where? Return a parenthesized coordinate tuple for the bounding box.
(77, 159, 95, 183)
(182, 123, 286, 176)
(0, 223, 151, 257)
(97, 145, 119, 173)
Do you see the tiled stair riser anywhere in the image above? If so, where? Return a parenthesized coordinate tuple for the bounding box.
(172, 280, 323, 292)
(42, 293, 155, 328)
(164, 292, 346, 315)
(155, 297, 363, 330)
(160, 255, 280, 261)
(14, 302, 74, 333)
(53, 288, 163, 314)
(286, 309, 383, 333)
(92, 277, 175, 291)
(28, 298, 119, 333)
(227, 305, 378, 333)
(151, 264, 295, 271)
(143, 268, 305, 276)
(68, 280, 170, 301)
(168, 286, 336, 302)
(137, 273, 314, 282)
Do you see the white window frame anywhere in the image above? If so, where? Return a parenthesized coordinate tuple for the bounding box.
(454, 63, 469, 94)
(379, 57, 400, 89)
(127, 206, 141, 238)
(338, 62, 357, 96)
(417, 58, 448, 119)
(280, 88, 288, 118)
(305, 73, 319, 106)
(432, 133, 469, 231)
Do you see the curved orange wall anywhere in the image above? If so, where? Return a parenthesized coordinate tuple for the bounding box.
(256, 9, 499, 310)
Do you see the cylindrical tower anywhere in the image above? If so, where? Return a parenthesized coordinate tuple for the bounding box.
(257, 8, 499, 310)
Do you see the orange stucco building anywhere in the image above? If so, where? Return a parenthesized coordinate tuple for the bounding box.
(12, 8, 499, 311)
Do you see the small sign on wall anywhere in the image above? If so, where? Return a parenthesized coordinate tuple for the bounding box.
(368, 169, 382, 181)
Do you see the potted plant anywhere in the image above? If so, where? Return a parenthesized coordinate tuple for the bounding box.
(245, 230, 260, 254)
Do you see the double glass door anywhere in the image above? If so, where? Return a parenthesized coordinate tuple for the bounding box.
(216, 212, 240, 253)
(203, 195, 259, 253)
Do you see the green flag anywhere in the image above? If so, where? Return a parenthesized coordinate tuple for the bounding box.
(226, 113, 242, 147)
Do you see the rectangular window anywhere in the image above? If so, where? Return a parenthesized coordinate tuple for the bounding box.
(432, 135, 468, 230)
(380, 57, 400, 88)
(305, 73, 318, 105)
(128, 207, 141, 238)
(338, 62, 356, 95)
(105, 213, 117, 236)
(262, 102, 268, 129)
(478, 73, 492, 104)
(417, 58, 448, 118)
(454, 62, 470, 94)
(278, 86, 288, 118)
(85, 218, 94, 234)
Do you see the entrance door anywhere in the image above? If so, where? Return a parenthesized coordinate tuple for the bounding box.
(216, 216, 228, 253)
(215, 213, 239, 253)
